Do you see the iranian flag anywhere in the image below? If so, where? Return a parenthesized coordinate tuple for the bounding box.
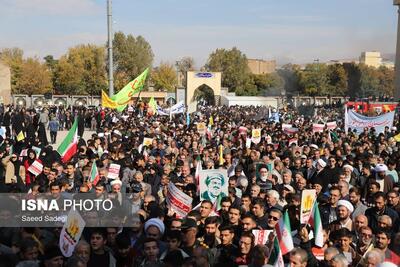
(275, 210, 294, 255)
(308, 201, 324, 247)
(57, 119, 78, 163)
(90, 162, 100, 186)
(268, 237, 284, 267)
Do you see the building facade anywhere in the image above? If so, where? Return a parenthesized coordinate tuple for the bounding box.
(359, 51, 383, 68)
(247, 59, 276, 74)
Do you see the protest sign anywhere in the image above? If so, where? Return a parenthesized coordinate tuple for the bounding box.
(252, 229, 273, 245)
(166, 183, 193, 218)
(251, 129, 261, 144)
(326, 121, 337, 130)
(345, 109, 395, 134)
(108, 164, 121, 179)
(199, 169, 228, 204)
(142, 137, 153, 147)
(28, 160, 43, 176)
(312, 124, 325, 133)
(300, 189, 316, 224)
(59, 210, 85, 257)
(197, 123, 207, 136)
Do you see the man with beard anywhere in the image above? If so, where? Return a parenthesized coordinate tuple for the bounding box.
(374, 230, 400, 265)
(201, 173, 227, 204)
(354, 226, 374, 256)
(373, 164, 394, 194)
(197, 216, 220, 249)
(365, 192, 399, 233)
(329, 200, 354, 232)
(349, 187, 367, 219)
(310, 159, 330, 192)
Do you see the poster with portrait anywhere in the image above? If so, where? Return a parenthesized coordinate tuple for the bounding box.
(300, 189, 316, 224)
(199, 169, 228, 204)
(251, 129, 261, 144)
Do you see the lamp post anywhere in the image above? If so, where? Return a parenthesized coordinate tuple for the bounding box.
(394, 1, 400, 101)
(107, 0, 114, 97)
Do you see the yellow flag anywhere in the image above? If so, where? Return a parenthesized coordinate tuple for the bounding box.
(209, 116, 214, 126)
(394, 133, 400, 142)
(148, 96, 157, 115)
(219, 145, 224, 166)
(17, 131, 25, 142)
(101, 90, 118, 109)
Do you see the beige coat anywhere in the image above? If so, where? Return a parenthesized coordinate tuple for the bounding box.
(2, 155, 26, 184)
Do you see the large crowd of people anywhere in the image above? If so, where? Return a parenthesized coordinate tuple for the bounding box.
(0, 102, 399, 267)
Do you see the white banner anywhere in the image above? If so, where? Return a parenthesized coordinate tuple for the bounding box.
(170, 101, 185, 114)
(326, 121, 337, 130)
(28, 160, 43, 176)
(107, 163, 121, 179)
(59, 210, 85, 257)
(300, 189, 316, 224)
(166, 183, 193, 218)
(156, 105, 170, 116)
(345, 109, 395, 134)
(312, 124, 325, 133)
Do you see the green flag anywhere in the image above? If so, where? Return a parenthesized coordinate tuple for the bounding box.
(148, 96, 157, 115)
(111, 68, 149, 112)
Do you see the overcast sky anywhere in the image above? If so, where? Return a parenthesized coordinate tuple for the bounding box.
(0, 0, 397, 67)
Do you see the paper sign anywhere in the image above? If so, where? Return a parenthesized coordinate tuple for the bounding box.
(197, 123, 206, 136)
(28, 160, 43, 176)
(166, 183, 193, 218)
(0, 127, 5, 139)
(300, 189, 316, 224)
(288, 138, 298, 146)
(239, 126, 248, 136)
(246, 138, 252, 148)
(59, 210, 85, 257)
(251, 129, 261, 144)
(252, 229, 273, 245)
(142, 137, 153, 147)
(107, 163, 121, 179)
(199, 169, 228, 204)
(326, 121, 337, 130)
(312, 124, 325, 133)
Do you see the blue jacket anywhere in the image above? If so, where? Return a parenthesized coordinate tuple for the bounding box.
(48, 120, 59, 132)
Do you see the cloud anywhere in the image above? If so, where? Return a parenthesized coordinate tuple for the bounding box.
(0, 0, 101, 16)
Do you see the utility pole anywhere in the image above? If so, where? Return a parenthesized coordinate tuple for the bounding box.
(394, 1, 400, 101)
(107, 0, 114, 96)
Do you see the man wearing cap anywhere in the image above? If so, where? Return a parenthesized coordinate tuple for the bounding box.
(374, 164, 394, 194)
(329, 200, 354, 232)
(181, 218, 201, 256)
(201, 173, 227, 204)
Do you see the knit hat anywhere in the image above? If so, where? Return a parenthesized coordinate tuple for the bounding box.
(144, 218, 165, 235)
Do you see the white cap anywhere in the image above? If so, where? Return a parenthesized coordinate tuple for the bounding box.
(110, 180, 122, 187)
(343, 164, 354, 172)
(310, 144, 319, 150)
(337, 200, 354, 213)
(374, 164, 388, 173)
(317, 159, 326, 168)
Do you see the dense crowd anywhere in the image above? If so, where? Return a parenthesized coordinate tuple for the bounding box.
(0, 102, 399, 267)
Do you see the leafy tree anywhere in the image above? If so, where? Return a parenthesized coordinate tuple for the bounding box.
(327, 64, 347, 96)
(205, 47, 250, 94)
(112, 32, 154, 90)
(376, 66, 394, 96)
(298, 63, 329, 96)
(151, 62, 177, 92)
(251, 73, 284, 95)
(0, 47, 24, 92)
(44, 55, 59, 90)
(14, 57, 52, 95)
(176, 56, 195, 87)
(54, 44, 107, 95)
(358, 64, 379, 97)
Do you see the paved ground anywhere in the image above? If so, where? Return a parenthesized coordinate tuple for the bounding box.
(46, 129, 95, 148)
